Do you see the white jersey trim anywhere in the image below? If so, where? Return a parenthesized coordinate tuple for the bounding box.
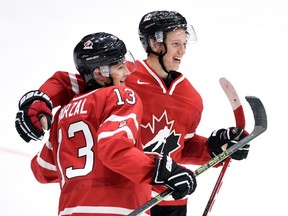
(169, 75, 185, 95)
(69, 73, 80, 94)
(59, 206, 150, 216)
(37, 152, 57, 171)
(140, 60, 167, 94)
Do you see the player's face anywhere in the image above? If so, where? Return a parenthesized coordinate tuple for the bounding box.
(110, 62, 131, 86)
(163, 28, 188, 71)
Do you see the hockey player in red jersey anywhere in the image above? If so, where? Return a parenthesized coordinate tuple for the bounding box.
(17, 32, 197, 216)
(15, 11, 249, 216)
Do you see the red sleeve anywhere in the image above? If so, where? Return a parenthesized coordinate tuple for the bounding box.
(181, 134, 222, 167)
(30, 141, 59, 184)
(181, 134, 210, 165)
(39, 71, 85, 108)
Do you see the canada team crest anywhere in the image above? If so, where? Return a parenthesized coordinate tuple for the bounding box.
(142, 110, 181, 156)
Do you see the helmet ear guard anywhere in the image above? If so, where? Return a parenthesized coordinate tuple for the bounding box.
(99, 65, 110, 77)
(155, 31, 164, 43)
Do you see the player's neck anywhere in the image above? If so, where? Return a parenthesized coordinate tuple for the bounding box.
(146, 56, 168, 79)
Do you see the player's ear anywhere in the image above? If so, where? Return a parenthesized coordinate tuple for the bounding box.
(93, 68, 106, 86)
(149, 38, 160, 52)
(93, 68, 102, 78)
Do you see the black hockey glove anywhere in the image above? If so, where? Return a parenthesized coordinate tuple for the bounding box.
(152, 155, 197, 200)
(207, 127, 250, 160)
(15, 90, 53, 143)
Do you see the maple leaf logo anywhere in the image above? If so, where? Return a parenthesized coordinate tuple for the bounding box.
(142, 110, 181, 156)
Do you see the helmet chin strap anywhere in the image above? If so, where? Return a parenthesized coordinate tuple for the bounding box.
(148, 42, 170, 74)
(103, 77, 114, 87)
(159, 42, 173, 74)
(158, 46, 175, 88)
(158, 52, 169, 74)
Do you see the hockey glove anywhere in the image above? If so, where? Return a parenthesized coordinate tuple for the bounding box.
(152, 155, 197, 200)
(15, 90, 53, 142)
(207, 126, 250, 160)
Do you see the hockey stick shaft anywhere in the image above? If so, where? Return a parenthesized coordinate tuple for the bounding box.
(128, 96, 267, 216)
(202, 78, 245, 216)
(202, 157, 230, 216)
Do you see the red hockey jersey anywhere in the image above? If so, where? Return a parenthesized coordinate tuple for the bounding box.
(31, 86, 154, 215)
(38, 60, 213, 206)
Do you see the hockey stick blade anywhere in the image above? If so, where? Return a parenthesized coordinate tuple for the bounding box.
(219, 77, 245, 128)
(128, 96, 267, 216)
(246, 96, 267, 130)
(226, 96, 267, 155)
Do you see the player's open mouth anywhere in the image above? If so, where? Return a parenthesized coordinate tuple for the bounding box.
(173, 57, 181, 63)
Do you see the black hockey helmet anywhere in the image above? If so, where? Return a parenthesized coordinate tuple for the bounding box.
(138, 10, 196, 53)
(73, 32, 127, 83)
